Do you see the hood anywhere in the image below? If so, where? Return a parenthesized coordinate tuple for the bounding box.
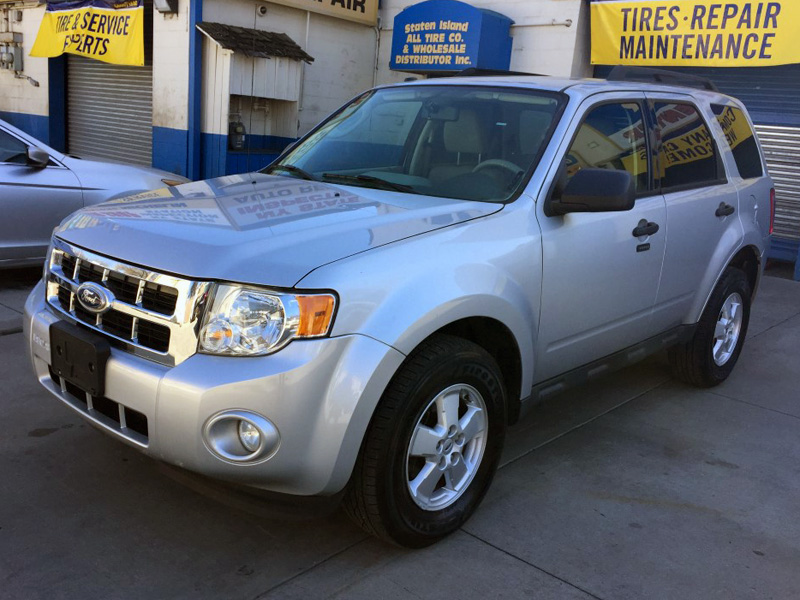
(55, 173, 502, 288)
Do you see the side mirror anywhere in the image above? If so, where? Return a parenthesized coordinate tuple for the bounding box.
(26, 146, 51, 169)
(547, 168, 635, 216)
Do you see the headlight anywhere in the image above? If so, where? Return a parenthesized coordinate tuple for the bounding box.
(199, 284, 336, 356)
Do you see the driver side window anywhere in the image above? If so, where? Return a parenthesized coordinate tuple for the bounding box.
(566, 102, 650, 193)
(0, 129, 29, 164)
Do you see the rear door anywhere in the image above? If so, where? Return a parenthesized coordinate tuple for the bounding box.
(535, 93, 667, 381)
(646, 95, 744, 332)
(0, 126, 84, 264)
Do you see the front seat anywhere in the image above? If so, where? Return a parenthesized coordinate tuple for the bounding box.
(428, 109, 487, 184)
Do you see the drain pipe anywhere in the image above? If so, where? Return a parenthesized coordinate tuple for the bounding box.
(298, 10, 310, 133)
(372, 17, 381, 88)
(187, 0, 203, 179)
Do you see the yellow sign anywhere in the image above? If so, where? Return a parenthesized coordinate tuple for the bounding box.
(264, 0, 378, 26)
(591, 0, 800, 67)
(31, 0, 144, 66)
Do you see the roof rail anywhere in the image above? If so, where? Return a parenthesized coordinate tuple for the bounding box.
(606, 66, 719, 92)
(453, 67, 544, 78)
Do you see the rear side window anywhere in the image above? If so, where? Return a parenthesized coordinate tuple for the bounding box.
(654, 102, 720, 191)
(712, 104, 764, 179)
(565, 102, 650, 193)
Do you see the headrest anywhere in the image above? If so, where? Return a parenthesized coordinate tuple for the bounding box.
(443, 109, 486, 155)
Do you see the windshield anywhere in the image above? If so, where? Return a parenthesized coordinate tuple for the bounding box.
(263, 85, 563, 202)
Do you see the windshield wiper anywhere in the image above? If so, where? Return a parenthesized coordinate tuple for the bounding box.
(322, 173, 417, 194)
(264, 163, 319, 181)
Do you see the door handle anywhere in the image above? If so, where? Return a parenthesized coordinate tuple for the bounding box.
(715, 202, 735, 217)
(632, 219, 660, 237)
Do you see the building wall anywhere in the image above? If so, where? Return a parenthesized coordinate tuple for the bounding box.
(203, 0, 375, 136)
(151, 4, 192, 175)
(0, 3, 52, 143)
(298, 11, 376, 133)
(0, 0, 591, 176)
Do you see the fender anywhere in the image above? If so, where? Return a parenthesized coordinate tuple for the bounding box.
(297, 198, 543, 405)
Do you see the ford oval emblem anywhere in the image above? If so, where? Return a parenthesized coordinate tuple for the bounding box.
(76, 282, 114, 314)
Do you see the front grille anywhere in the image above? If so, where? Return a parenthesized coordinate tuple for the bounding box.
(138, 321, 171, 353)
(46, 239, 211, 367)
(49, 367, 149, 444)
(63, 254, 179, 316)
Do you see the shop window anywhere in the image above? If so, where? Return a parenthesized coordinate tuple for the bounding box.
(711, 104, 764, 179)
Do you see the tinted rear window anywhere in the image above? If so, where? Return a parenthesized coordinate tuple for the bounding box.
(712, 104, 764, 179)
(655, 102, 720, 191)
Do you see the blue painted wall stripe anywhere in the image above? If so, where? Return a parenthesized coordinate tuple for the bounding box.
(153, 126, 190, 177)
(187, 0, 203, 179)
(0, 111, 50, 145)
(200, 133, 294, 178)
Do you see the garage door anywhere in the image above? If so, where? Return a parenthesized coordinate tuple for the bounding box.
(66, 1, 153, 167)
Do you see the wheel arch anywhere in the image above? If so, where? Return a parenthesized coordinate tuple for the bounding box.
(692, 243, 762, 324)
(435, 317, 524, 425)
(727, 244, 761, 299)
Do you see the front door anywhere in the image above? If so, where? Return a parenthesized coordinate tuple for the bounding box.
(535, 94, 667, 382)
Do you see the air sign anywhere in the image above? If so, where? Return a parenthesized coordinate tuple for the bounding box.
(264, 0, 378, 26)
(591, 0, 800, 66)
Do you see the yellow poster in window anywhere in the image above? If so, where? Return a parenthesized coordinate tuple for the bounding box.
(591, 0, 800, 67)
(30, 0, 144, 67)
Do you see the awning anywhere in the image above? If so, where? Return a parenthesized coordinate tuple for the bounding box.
(197, 22, 314, 64)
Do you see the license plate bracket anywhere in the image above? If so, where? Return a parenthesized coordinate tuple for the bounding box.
(50, 321, 110, 397)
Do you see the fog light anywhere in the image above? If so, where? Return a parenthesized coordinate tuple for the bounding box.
(238, 419, 261, 452)
(202, 410, 281, 464)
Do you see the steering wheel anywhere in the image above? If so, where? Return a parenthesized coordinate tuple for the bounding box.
(472, 159, 524, 177)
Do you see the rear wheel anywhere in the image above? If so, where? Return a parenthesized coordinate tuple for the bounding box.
(344, 334, 506, 547)
(669, 267, 751, 387)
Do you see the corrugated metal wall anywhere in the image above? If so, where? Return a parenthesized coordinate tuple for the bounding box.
(756, 125, 800, 241)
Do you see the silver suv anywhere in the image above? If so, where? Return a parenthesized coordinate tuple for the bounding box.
(24, 71, 773, 547)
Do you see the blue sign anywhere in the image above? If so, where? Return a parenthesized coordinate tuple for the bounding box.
(390, 0, 513, 73)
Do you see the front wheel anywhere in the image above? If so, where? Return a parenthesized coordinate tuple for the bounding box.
(669, 267, 751, 387)
(344, 334, 507, 547)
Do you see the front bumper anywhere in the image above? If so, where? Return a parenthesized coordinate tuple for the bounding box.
(24, 280, 405, 496)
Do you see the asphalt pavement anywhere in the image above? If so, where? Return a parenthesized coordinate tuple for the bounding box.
(1, 265, 799, 600)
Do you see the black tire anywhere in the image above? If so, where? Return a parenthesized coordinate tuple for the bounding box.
(343, 334, 507, 548)
(669, 267, 751, 387)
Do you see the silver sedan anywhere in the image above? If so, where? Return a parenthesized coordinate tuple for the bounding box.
(0, 119, 188, 268)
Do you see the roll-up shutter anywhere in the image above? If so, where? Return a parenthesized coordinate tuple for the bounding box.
(649, 65, 800, 127)
(66, 0, 154, 167)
